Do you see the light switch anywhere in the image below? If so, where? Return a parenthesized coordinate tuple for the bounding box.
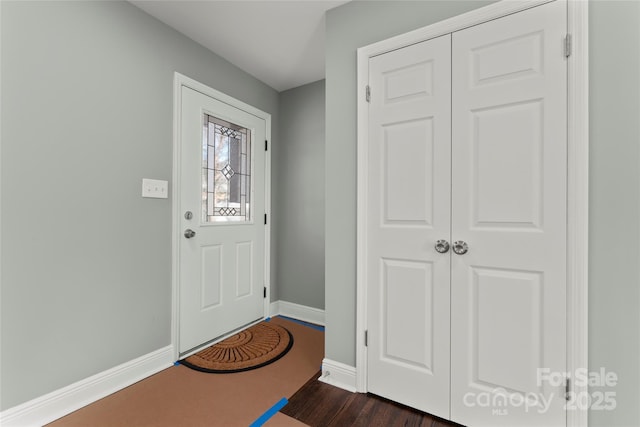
(142, 179, 169, 199)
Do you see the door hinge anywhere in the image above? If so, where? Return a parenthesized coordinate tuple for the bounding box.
(364, 330, 368, 347)
(264, 213, 267, 225)
(365, 85, 371, 103)
(265, 140, 268, 151)
(264, 286, 267, 298)
(564, 34, 572, 58)
(565, 378, 571, 401)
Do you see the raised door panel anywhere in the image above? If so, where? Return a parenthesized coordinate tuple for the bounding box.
(471, 267, 543, 394)
(471, 31, 543, 87)
(471, 100, 543, 229)
(201, 245, 223, 309)
(235, 241, 253, 298)
(384, 60, 434, 102)
(381, 259, 434, 373)
(382, 118, 434, 225)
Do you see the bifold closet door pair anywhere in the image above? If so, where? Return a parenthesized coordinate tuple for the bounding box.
(364, 1, 568, 426)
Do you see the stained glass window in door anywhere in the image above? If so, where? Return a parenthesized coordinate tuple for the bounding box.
(202, 114, 251, 222)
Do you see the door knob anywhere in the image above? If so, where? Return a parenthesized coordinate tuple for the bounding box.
(184, 229, 196, 239)
(435, 240, 450, 253)
(452, 241, 469, 255)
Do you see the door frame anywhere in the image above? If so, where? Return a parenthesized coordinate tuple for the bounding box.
(171, 72, 272, 361)
(355, 1, 589, 426)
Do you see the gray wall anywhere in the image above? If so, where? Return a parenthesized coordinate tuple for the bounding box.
(588, 2, 640, 426)
(277, 80, 325, 309)
(325, 1, 640, 426)
(0, 0, 279, 410)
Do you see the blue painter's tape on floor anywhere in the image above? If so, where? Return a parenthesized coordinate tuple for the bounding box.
(277, 315, 325, 332)
(173, 361, 181, 366)
(249, 397, 288, 427)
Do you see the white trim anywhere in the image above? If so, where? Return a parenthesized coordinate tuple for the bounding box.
(171, 72, 183, 366)
(358, 0, 554, 61)
(0, 346, 174, 427)
(270, 300, 280, 317)
(269, 300, 326, 326)
(263, 111, 273, 320)
(356, 1, 588, 424)
(319, 359, 357, 393)
(171, 73, 272, 361)
(273, 300, 325, 326)
(0, 7, 3, 401)
(355, 46, 368, 393)
(566, 1, 589, 426)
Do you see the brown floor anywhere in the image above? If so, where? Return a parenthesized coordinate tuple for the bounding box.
(281, 372, 463, 427)
(264, 412, 308, 426)
(47, 317, 323, 427)
(47, 317, 460, 427)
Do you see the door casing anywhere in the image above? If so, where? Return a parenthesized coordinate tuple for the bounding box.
(171, 72, 272, 360)
(355, 1, 589, 426)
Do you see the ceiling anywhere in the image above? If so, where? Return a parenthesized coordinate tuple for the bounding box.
(130, 0, 349, 92)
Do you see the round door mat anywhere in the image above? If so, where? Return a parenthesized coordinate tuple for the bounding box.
(180, 322, 293, 373)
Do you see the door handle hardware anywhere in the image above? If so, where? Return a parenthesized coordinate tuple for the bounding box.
(184, 229, 196, 239)
(435, 240, 450, 253)
(184, 211, 193, 220)
(452, 241, 469, 255)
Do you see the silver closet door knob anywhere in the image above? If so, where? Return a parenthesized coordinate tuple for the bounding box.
(435, 240, 450, 253)
(452, 241, 469, 255)
(184, 229, 196, 239)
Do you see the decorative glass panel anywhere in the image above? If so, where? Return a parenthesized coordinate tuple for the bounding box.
(202, 115, 251, 223)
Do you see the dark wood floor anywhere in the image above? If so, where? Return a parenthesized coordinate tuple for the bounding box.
(281, 371, 463, 427)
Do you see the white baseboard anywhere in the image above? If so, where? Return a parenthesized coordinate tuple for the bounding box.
(269, 300, 280, 319)
(269, 300, 278, 315)
(270, 300, 325, 326)
(0, 345, 174, 427)
(319, 358, 357, 393)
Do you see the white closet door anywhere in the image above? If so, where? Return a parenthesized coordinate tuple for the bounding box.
(367, 34, 451, 418)
(450, 1, 567, 426)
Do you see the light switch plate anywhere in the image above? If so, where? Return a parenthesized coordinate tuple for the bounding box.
(142, 178, 168, 199)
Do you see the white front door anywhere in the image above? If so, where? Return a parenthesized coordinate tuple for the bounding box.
(179, 86, 266, 354)
(450, 2, 567, 426)
(366, 34, 452, 419)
